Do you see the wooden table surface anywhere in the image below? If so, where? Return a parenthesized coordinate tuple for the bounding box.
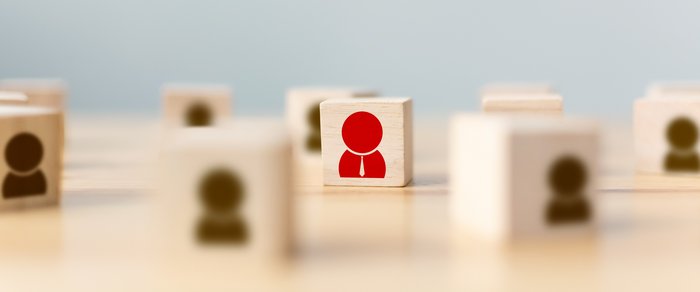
(1, 113, 699, 291)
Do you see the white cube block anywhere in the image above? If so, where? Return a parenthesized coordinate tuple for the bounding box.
(285, 88, 376, 185)
(320, 98, 413, 187)
(450, 114, 599, 241)
(161, 84, 232, 128)
(0, 79, 67, 110)
(0, 106, 63, 210)
(634, 96, 700, 174)
(158, 120, 291, 262)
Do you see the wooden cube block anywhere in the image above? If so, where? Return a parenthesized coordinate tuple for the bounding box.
(0, 79, 66, 110)
(647, 81, 700, 97)
(161, 84, 232, 128)
(0, 106, 63, 210)
(481, 93, 563, 114)
(450, 114, 599, 241)
(480, 83, 562, 113)
(285, 87, 377, 185)
(0, 91, 29, 105)
(480, 83, 555, 96)
(158, 120, 292, 262)
(634, 96, 700, 174)
(320, 98, 413, 187)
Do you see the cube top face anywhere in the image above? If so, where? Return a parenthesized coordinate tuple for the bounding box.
(0, 91, 28, 105)
(161, 84, 232, 128)
(320, 98, 413, 187)
(634, 97, 700, 174)
(481, 93, 563, 113)
(286, 88, 378, 161)
(480, 83, 555, 97)
(0, 79, 67, 96)
(0, 107, 63, 210)
(0, 79, 66, 110)
(450, 114, 598, 241)
(160, 123, 291, 259)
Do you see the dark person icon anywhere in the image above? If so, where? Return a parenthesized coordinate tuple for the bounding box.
(186, 102, 212, 127)
(306, 102, 322, 152)
(3, 132, 47, 199)
(545, 155, 591, 225)
(664, 116, 700, 172)
(338, 111, 386, 178)
(196, 168, 248, 244)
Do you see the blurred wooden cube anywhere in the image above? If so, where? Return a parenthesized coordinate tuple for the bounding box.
(635, 96, 700, 174)
(320, 98, 413, 187)
(0, 91, 29, 106)
(480, 83, 562, 114)
(646, 81, 700, 98)
(0, 79, 67, 110)
(0, 106, 63, 210)
(450, 114, 598, 241)
(480, 82, 555, 96)
(285, 87, 376, 185)
(158, 119, 292, 263)
(161, 84, 232, 128)
(481, 93, 563, 114)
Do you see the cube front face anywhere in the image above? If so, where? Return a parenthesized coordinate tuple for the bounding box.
(0, 113, 63, 210)
(162, 92, 231, 128)
(320, 98, 412, 187)
(509, 131, 598, 239)
(160, 139, 291, 260)
(635, 98, 700, 174)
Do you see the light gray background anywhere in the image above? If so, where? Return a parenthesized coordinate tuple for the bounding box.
(1, 0, 698, 116)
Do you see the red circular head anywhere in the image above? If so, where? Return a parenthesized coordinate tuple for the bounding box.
(342, 111, 383, 153)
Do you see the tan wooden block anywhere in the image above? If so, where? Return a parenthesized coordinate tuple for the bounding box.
(481, 93, 563, 113)
(0, 79, 66, 110)
(647, 81, 700, 97)
(320, 98, 413, 187)
(480, 82, 555, 96)
(0, 91, 29, 105)
(450, 114, 599, 241)
(634, 96, 700, 174)
(158, 119, 292, 263)
(161, 84, 232, 128)
(0, 106, 63, 211)
(285, 87, 377, 185)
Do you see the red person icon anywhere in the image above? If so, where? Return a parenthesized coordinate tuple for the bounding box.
(339, 111, 386, 178)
